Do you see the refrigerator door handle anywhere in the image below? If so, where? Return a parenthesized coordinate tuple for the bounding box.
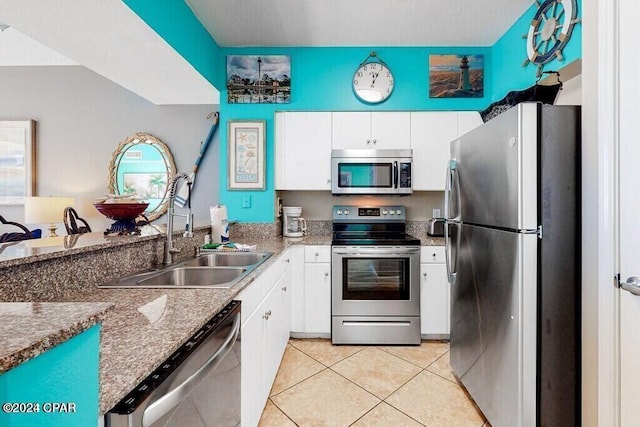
(444, 160, 461, 221)
(445, 221, 460, 284)
(621, 276, 640, 296)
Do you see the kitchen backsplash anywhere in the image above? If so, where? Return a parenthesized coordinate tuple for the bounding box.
(0, 228, 209, 302)
(277, 191, 445, 221)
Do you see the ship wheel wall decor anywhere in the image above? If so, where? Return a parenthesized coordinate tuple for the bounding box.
(522, 0, 581, 76)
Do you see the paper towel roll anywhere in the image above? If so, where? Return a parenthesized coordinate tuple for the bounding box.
(210, 204, 229, 243)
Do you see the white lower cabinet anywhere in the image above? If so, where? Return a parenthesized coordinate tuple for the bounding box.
(420, 246, 450, 338)
(239, 249, 291, 427)
(303, 246, 332, 336)
(289, 245, 305, 333)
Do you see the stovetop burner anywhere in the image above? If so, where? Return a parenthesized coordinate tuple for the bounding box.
(331, 205, 420, 246)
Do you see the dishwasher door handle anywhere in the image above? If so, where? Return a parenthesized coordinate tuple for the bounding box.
(141, 313, 241, 427)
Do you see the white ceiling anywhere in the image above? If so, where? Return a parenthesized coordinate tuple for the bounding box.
(0, 0, 219, 105)
(185, 0, 533, 47)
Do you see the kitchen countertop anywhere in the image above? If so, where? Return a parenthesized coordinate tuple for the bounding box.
(0, 228, 161, 269)
(0, 232, 444, 415)
(61, 236, 292, 415)
(0, 302, 113, 373)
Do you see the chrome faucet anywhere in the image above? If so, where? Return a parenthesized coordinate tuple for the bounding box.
(163, 172, 193, 265)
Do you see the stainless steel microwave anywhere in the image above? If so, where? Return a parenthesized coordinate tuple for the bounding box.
(331, 149, 413, 195)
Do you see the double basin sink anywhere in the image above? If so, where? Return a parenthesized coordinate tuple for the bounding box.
(99, 252, 273, 289)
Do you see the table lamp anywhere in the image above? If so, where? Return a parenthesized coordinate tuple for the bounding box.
(24, 196, 74, 237)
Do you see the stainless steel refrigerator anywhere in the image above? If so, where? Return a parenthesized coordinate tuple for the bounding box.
(445, 103, 580, 427)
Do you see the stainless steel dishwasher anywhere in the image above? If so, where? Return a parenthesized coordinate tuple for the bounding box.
(106, 300, 241, 427)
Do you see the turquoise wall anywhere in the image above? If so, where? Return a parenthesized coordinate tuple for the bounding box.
(127, 1, 581, 223)
(221, 46, 490, 222)
(0, 325, 100, 427)
(491, 1, 582, 101)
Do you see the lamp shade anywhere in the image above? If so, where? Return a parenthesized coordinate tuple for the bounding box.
(24, 197, 74, 224)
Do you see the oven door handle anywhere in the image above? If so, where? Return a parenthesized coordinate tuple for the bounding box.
(141, 313, 241, 427)
(333, 247, 420, 255)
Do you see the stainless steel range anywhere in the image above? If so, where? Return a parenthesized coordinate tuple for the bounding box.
(331, 205, 421, 345)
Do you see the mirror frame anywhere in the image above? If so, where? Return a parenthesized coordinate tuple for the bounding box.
(108, 132, 176, 222)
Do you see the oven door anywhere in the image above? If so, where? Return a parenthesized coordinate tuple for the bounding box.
(331, 246, 420, 316)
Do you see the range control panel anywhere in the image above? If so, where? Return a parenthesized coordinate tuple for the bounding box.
(332, 205, 406, 221)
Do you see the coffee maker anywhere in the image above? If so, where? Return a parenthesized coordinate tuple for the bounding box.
(282, 206, 307, 237)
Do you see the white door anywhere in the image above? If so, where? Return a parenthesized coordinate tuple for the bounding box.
(619, 0, 640, 423)
(410, 112, 458, 190)
(370, 112, 411, 149)
(332, 112, 372, 148)
(275, 112, 332, 190)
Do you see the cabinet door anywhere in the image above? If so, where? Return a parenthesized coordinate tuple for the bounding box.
(420, 263, 450, 336)
(263, 273, 290, 394)
(289, 245, 305, 333)
(410, 112, 459, 190)
(371, 112, 411, 149)
(332, 112, 372, 148)
(458, 111, 483, 137)
(304, 263, 332, 334)
(276, 112, 332, 190)
(241, 306, 266, 427)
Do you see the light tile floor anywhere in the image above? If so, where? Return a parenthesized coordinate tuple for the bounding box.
(259, 339, 490, 427)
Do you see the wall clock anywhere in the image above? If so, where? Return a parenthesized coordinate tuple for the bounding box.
(522, 0, 581, 76)
(352, 52, 394, 104)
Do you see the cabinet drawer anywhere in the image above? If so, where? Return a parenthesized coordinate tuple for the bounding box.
(304, 246, 331, 263)
(420, 246, 445, 264)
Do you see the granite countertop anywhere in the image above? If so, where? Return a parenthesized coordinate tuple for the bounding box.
(60, 236, 293, 415)
(0, 229, 162, 269)
(0, 232, 443, 415)
(0, 302, 113, 373)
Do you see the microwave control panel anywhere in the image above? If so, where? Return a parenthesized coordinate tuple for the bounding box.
(399, 162, 411, 188)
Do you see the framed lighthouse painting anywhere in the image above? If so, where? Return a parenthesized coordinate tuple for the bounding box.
(429, 54, 484, 98)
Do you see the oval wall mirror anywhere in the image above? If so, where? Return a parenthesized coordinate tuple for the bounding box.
(108, 132, 176, 222)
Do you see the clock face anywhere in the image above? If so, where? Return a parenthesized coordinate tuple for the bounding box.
(352, 62, 394, 104)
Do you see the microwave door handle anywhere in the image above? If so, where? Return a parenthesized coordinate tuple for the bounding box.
(141, 313, 241, 427)
(393, 161, 398, 188)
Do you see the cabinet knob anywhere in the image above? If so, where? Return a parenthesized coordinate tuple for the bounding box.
(327, 179, 331, 184)
(285, 259, 290, 263)
(281, 286, 287, 291)
(432, 253, 437, 257)
(263, 309, 272, 320)
(372, 139, 377, 144)
(366, 139, 371, 144)
(324, 272, 329, 277)
(423, 272, 427, 277)
(315, 252, 319, 257)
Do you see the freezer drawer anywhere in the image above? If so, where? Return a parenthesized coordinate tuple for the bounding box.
(450, 224, 537, 427)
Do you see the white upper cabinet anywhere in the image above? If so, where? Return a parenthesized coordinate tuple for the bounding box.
(410, 111, 484, 191)
(411, 112, 459, 191)
(458, 111, 483, 137)
(275, 110, 482, 192)
(275, 112, 332, 190)
(332, 112, 410, 149)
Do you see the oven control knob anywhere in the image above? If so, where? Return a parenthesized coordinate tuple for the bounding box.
(389, 210, 394, 215)
(396, 209, 402, 215)
(344, 209, 350, 215)
(382, 209, 388, 215)
(337, 209, 342, 215)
